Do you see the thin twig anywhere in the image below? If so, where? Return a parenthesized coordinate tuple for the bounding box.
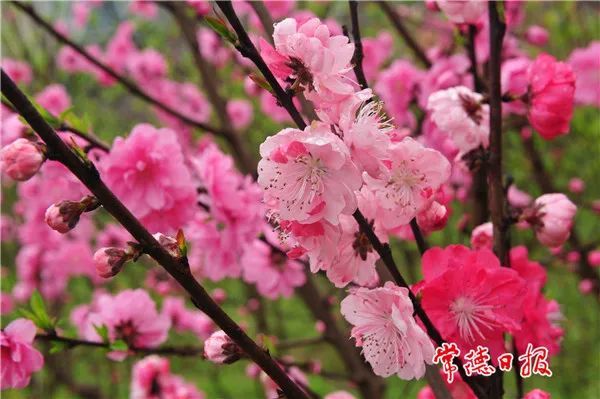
(11, 1, 229, 138)
(1, 70, 309, 399)
(248, 1, 275, 42)
(378, 1, 432, 68)
(348, 1, 368, 90)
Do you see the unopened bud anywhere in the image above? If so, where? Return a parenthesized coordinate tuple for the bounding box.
(45, 195, 99, 234)
(0, 138, 46, 181)
(152, 233, 180, 258)
(204, 330, 242, 364)
(94, 243, 140, 278)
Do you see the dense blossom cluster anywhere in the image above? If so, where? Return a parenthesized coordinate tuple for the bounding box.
(1, 1, 598, 398)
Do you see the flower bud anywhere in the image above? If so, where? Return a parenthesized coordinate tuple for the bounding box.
(152, 233, 180, 258)
(0, 139, 46, 181)
(525, 193, 577, 248)
(94, 246, 136, 278)
(471, 222, 493, 250)
(526, 26, 549, 47)
(416, 201, 448, 233)
(568, 177, 585, 194)
(204, 330, 242, 364)
(45, 196, 99, 234)
(588, 250, 600, 268)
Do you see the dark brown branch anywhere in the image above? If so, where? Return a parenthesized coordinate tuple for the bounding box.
(1, 70, 308, 399)
(248, 1, 275, 42)
(378, 1, 432, 68)
(11, 1, 229, 138)
(36, 333, 203, 357)
(487, 3, 507, 398)
(348, 1, 368, 90)
(466, 25, 487, 93)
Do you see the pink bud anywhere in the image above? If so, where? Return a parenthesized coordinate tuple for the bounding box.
(578, 279, 594, 295)
(45, 195, 99, 233)
(0, 139, 45, 181)
(526, 26, 549, 47)
(566, 251, 580, 263)
(93, 247, 129, 278)
(152, 233, 179, 258)
(204, 330, 241, 364)
(315, 320, 326, 334)
(588, 250, 600, 268)
(568, 177, 585, 194)
(531, 193, 577, 248)
(417, 201, 448, 232)
(471, 222, 494, 250)
(523, 389, 551, 399)
(212, 288, 227, 304)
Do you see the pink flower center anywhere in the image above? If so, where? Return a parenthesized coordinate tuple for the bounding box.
(386, 161, 426, 207)
(450, 295, 497, 342)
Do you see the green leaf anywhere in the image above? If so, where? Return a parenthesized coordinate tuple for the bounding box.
(60, 108, 89, 133)
(29, 98, 60, 128)
(29, 290, 47, 317)
(93, 324, 110, 344)
(17, 308, 39, 324)
(205, 16, 237, 44)
(249, 74, 274, 94)
(50, 341, 70, 354)
(110, 339, 129, 352)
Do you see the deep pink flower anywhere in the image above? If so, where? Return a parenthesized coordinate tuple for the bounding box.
(364, 137, 451, 229)
(470, 222, 493, 250)
(131, 355, 205, 399)
(375, 60, 422, 129)
(0, 139, 46, 181)
(436, 1, 487, 24)
(568, 177, 585, 194)
(362, 32, 393, 81)
(340, 282, 434, 379)
(530, 193, 577, 248)
(568, 41, 600, 107)
(1, 59, 32, 85)
(427, 86, 489, 154)
(417, 371, 476, 399)
(526, 26, 549, 46)
(241, 238, 306, 299)
(527, 54, 576, 140)
(258, 126, 361, 225)
(588, 250, 600, 268)
(161, 297, 214, 340)
(420, 245, 526, 359)
(35, 84, 71, 117)
(0, 318, 44, 389)
(100, 124, 196, 233)
(523, 389, 551, 399)
(187, 0, 211, 16)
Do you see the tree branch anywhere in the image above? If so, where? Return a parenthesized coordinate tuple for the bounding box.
(1, 69, 309, 399)
(348, 1, 368, 90)
(248, 1, 275, 42)
(377, 1, 432, 68)
(11, 1, 229, 138)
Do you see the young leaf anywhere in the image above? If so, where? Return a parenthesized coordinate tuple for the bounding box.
(93, 324, 110, 344)
(205, 16, 237, 44)
(50, 341, 70, 354)
(110, 339, 129, 352)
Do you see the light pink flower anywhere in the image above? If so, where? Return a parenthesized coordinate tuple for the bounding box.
(418, 54, 470, 108)
(530, 193, 577, 248)
(56, 46, 88, 73)
(501, 57, 531, 115)
(127, 49, 167, 84)
(375, 60, 422, 129)
(420, 245, 526, 359)
(527, 53, 576, 140)
(93, 247, 129, 278)
(526, 26, 549, 47)
(436, 1, 487, 24)
(340, 282, 434, 379)
(197, 28, 231, 67)
(35, 84, 71, 117)
(204, 330, 241, 364)
(523, 389, 551, 399)
(100, 124, 196, 233)
(508, 185, 532, 209)
(0, 139, 46, 181)
(324, 392, 356, 399)
(1, 113, 27, 146)
(1, 58, 32, 85)
(161, 297, 214, 340)
(258, 126, 361, 225)
(0, 318, 44, 389)
(568, 41, 600, 107)
(72, 2, 92, 28)
(470, 222, 493, 250)
(241, 238, 306, 299)
(226, 99, 253, 130)
(427, 86, 489, 154)
(105, 22, 137, 73)
(364, 137, 451, 229)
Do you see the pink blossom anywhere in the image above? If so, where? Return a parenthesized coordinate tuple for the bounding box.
(129, 0, 157, 19)
(105, 22, 137, 73)
(0, 293, 13, 315)
(436, 1, 487, 24)
(258, 126, 361, 225)
(523, 389, 551, 399)
(131, 355, 205, 399)
(0, 139, 46, 181)
(127, 49, 167, 85)
(588, 250, 600, 267)
(420, 245, 526, 359)
(526, 26, 549, 46)
(340, 282, 434, 379)
(1, 58, 32, 85)
(417, 371, 476, 399)
(161, 297, 214, 340)
(241, 238, 306, 299)
(72, 2, 92, 28)
(508, 185, 532, 209)
(530, 193, 577, 248)
(187, 0, 211, 16)
(93, 247, 129, 278)
(197, 28, 231, 67)
(259, 362, 308, 399)
(375, 60, 422, 129)
(362, 32, 393, 81)
(0, 318, 44, 389)
(427, 86, 489, 154)
(324, 392, 356, 399)
(97, 224, 132, 248)
(579, 279, 594, 294)
(527, 53, 576, 140)
(418, 54, 471, 108)
(568, 177, 585, 194)
(417, 200, 449, 233)
(1, 113, 26, 146)
(226, 99, 253, 130)
(35, 84, 71, 117)
(56, 46, 88, 73)
(501, 57, 531, 114)
(204, 330, 241, 364)
(100, 124, 196, 233)
(364, 137, 451, 229)
(470, 222, 493, 250)
(568, 41, 600, 107)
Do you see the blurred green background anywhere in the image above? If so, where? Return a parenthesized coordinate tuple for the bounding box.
(1, 1, 599, 398)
